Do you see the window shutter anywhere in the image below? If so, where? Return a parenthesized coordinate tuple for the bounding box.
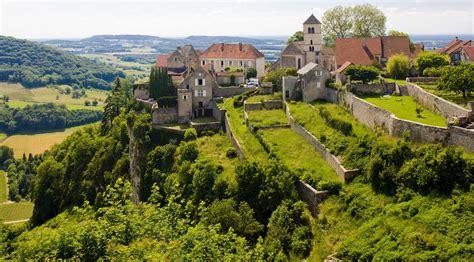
(203, 79, 206, 86)
(195, 79, 198, 86)
(203, 90, 206, 97)
(195, 90, 198, 96)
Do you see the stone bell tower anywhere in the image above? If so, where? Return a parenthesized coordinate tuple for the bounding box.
(303, 14, 322, 64)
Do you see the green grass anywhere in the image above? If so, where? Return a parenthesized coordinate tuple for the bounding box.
(221, 99, 268, 162)
(247, 109, 288, 127)
(196, 134, 240, 183)
(80, 53, 151, 78)
(384, 78, 407, 86)
(0, 171, 7, 203)
(0, 201, 34, 223)
(246, 92, 282, 103)
(0, 124, 93, 158)
(191, 117, 219, 124)
(259, 128, 339, 183)
(420, 84, 474, 109)
(0, 132, 6, 142)
(0, 82, 106, 110)
(362, 96, 448, 127)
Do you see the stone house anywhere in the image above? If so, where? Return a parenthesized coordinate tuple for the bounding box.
(271, 15, 336, 72)
(335, 36, 423, 69)
(436, 37, 473, 64)
(156, 45, 201, 84)
(199, 43, 265, 78)
(460, 46, 474, 63)
(177, 66, 217, 123)
(283, 62, 331, 102)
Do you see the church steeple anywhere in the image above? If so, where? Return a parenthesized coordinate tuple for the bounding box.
(303, 14, 322, 64)
(304, 14, 321, 25)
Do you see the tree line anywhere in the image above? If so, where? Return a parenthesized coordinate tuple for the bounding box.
(0, 36, 124, 89)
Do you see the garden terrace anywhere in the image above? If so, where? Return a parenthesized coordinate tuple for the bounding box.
(195, 134, 240, 184)
(245, 92, 282, 103)
(221, 98, 269, 162)
(419, 84, 474, 109)
(362, 95, 448, 127)
(246, 109, 288, 128)
(257, 128, 340, 187)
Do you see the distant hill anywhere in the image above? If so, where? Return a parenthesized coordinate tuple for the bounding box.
(0, 36, 124, 89)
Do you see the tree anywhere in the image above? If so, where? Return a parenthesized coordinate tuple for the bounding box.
(246, 68, 257, 79)
(149, 66, 175, 100)
(287, 31, 304, 44)
(438, 63, 474, 98)
(352, 4, 386, 37)
(415, 52, 450, 76)
(322, 6, 353, 46)
(388, 30, 416, 52)
(344, 65, 380, 83)
(263, 68, 297, 88)
(101, 77, 126, 134)
(386, 54, 410, 80)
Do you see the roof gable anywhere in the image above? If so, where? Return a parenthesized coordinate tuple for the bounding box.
(156, 54, 171, 68)
(281, 42, 305, 56)
(462, 46, 474, 59)
(304, 14, 321, 25)
(200, 43, 264, 59)
(297, 62, 318, 75)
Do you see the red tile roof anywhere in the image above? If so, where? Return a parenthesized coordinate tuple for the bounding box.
(462, 46, 474, 59)
(200, 43, 264, 59)
(156, 54, 171, 68)
(441, 40, 471, 55)
(336, 61, 354, 73)
(335, 36, 416, 67)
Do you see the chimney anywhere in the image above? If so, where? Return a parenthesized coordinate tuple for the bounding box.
(221, 43, 225, 51)
(239, 43, 243, 51)
(455, 36, 459, 41)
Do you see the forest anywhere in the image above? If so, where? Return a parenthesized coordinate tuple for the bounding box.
(0, 36, 124, 89)
(0, 103, 102, 133)
(0, 79, 472, 260)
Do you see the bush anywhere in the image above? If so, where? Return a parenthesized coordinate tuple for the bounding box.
(317, 180, 343, 195)
(263, 68, 297, 87)
(246, 68, 257, 79)
(226, 148, 237, 159)
(415, 52, 449, 76)
(92, 100, 98, 106)
(319, 108, 353, 136)
(344, 65, 380, 83)
(423, 67, 444, 77)
(386, 54, 410, 79)
(184, 128, 197, 141)
(157, 96, 177, 108)
(84, 100, 91, 106)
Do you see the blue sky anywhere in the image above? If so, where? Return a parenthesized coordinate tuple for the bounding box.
(0, 0, 472, 39)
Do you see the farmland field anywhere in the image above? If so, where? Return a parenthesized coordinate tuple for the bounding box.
(0, 82, 107, 110)
(0, 125, 92, 158)
(0, 171, 7, 203)
(81, 53, 151, 79)
(0, 201, 34, 223)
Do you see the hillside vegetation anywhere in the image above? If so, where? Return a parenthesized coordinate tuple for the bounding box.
(0, 36, 124, 89)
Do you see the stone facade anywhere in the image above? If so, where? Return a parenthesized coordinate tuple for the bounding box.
(348, 82, 396, 95)
(152, 107, 178, 125)
(134, 83, 150, 100)
(296, 180, 329, 217)
(283, 62, 330, 102)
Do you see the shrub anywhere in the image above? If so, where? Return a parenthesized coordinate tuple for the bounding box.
(437, 63, 474, 98)
(344, 65, 380, 84)
(319, 108, 353, 135)
(246, 68, 257, 79)
(423, 67, 444, 77)
(386, 54, 410, 79)
(92, 100, 98, 106)
(157, 96, 177, 108)
(84, 100, 91, 106)
(226, 148, 237, 159)
(263, 68, 297, 87)
(415, 52, 449, 76)
(184, 128, 198, 141)
(317, 180, 343, 195)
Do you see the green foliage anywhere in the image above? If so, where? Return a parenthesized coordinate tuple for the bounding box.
(0, 103, 101, 133)
(437, 63, 474, 98)
(322, 4, 386, 45)
(415, 52, 450, 76)
(386, 54, 410, 80)
(149, 66, 175, 101)
(3, 153, 43, 201)
(0, 36, 124, 89)
(287, 31, 304, 44)
(263, 68, 297, 88)
(101, 77, 128, 134)
(423, 66, 444, 77)
(318, 107, 353, 136)
(183, 128, 198, 141)
(225, 147, 237, 159)
(344, 65, 380, 83)
(246, 67, 258, 80)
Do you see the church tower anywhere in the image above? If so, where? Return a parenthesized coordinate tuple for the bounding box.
(303, 14, 322, 64)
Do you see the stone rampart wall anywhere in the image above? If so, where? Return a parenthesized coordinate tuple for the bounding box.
(152, 108, 178, 125)
(244, 102, 263, 111)
(214, 86, 257, 98)
(224, 113, 245, 162)
(263, 100, 283, 109)
(406, 77, 439, 83)
(296, 180, 329, 217)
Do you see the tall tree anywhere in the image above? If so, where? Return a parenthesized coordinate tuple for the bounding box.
(322, 6, 353, 46)
(287, 31, 304, 44)
(438, 64, 474, 98)
(352, 4, 386, 37)
(101, 78, 126, 135)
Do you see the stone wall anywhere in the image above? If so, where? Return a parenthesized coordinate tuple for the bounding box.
(448, 127, 474, 152)
(285, 104, 359, 182)
(263, 100, 283, 109)
(296, 180, 329, 217)
(406, 77, 439, 83)
(214, 86, 257, 98)
(152, 108, 178, 125)
(346, 93, 392, 132)
(244, 102, 263, 111)
(191, 121, 222, 133)
(136, 98, 155, 110)
(349, 83, 396, 95)
(224, 113, 245, 162)
(402, 83, 470, 119)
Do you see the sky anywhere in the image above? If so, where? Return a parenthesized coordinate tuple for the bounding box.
(0, 0, 473, 39)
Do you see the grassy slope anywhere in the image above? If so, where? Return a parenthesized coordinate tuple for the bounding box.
(0, 82, 106, 110)
(259, 128, 339, 183)
(0, 171, 7, 203)
(363, 96, 447, 127)
(221, 99, 268, 163)
(420, 84, 474, 109)
(196, 134, 240, 183)
(247, 109, 288, 127)
(0, 202, 34, 223)
(246, 92, 282, 103)
(80, 53, 151, 79)
(0, 124, 92, 158)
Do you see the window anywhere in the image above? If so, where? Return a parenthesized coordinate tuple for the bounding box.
(221, 61, 224, 67)
(197, 79, 204, 86)
(174, 57, 178, 62)
(202, 60, 206, 65)
(195, 90, 206, 97)
(183, 95, 187, 101)
(310, 40, 313, 45)
(186, 84, 190, 89)
(316, 51, 320, 55)
(308, 27, 311, 34)
(240, 61, 243, 66)
(317, 82, 321, 88)
(229, 61, 233, 66)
